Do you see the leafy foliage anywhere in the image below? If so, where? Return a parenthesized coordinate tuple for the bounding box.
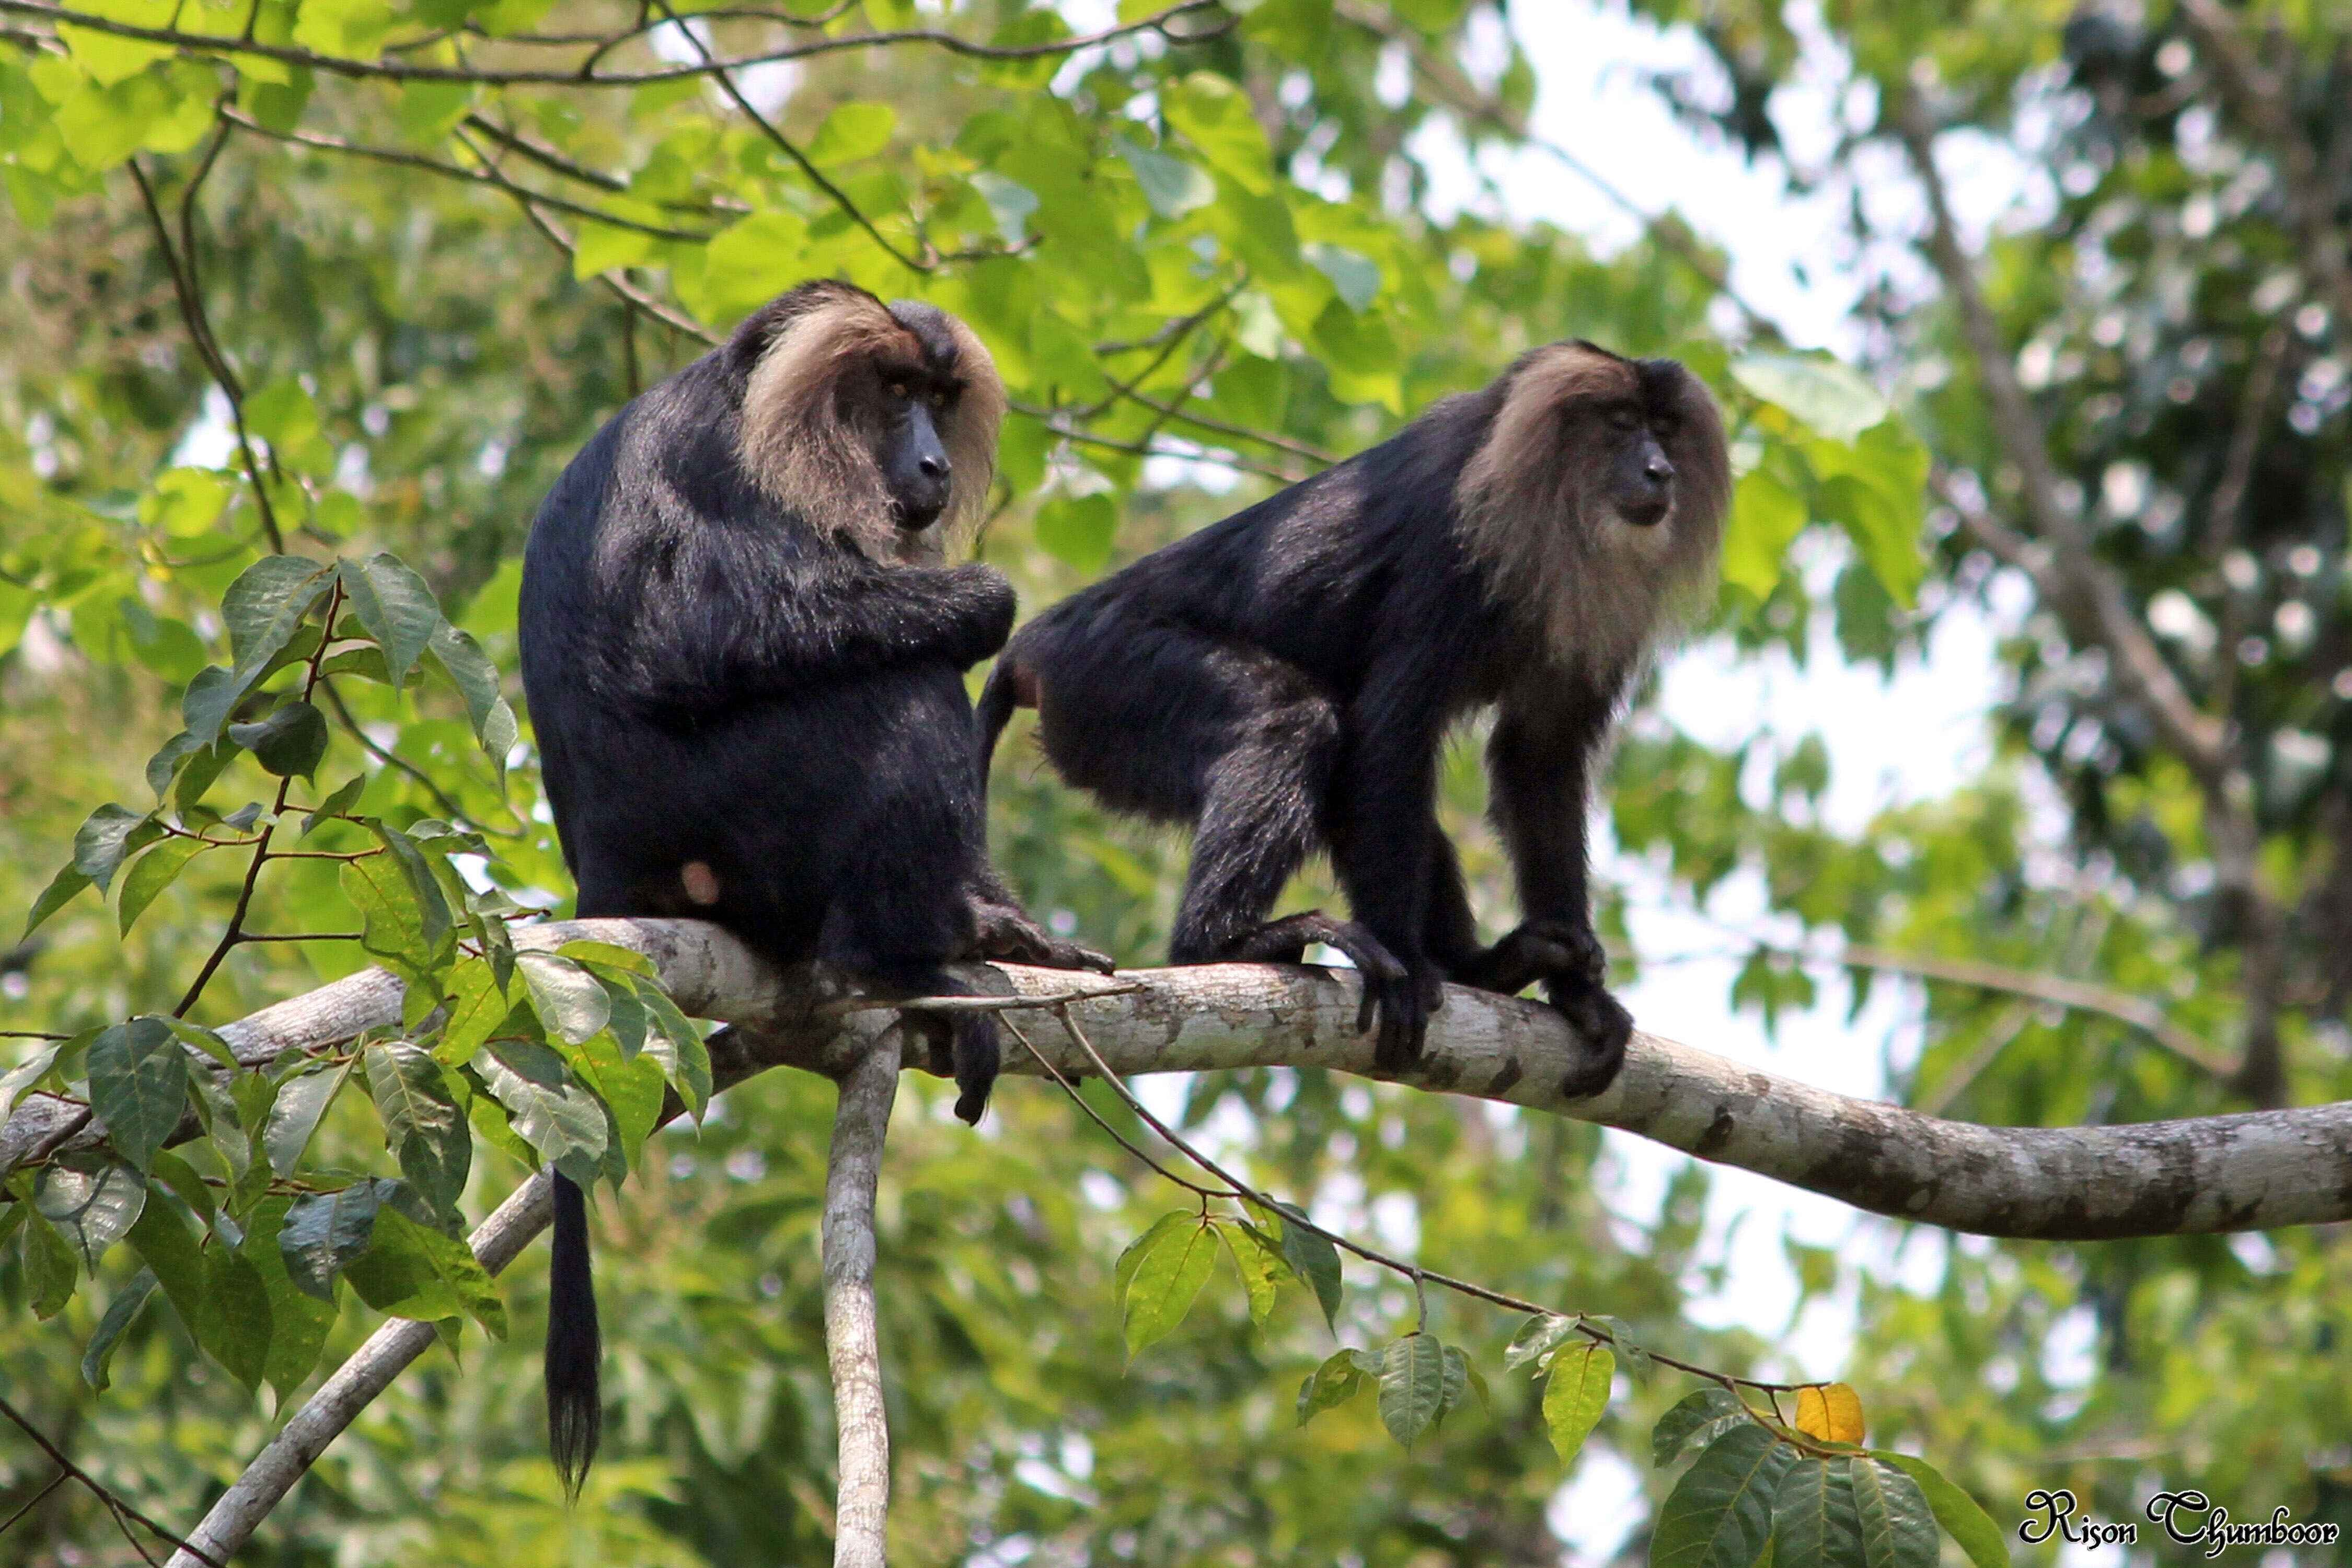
(1, 0, 2341, 1559)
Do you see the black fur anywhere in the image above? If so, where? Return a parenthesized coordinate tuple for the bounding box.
(519, 281, 1093, 1496)
(981, 344, 1725, 1087)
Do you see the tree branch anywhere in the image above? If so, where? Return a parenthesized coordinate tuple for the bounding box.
(821, 1032, 898, 1568)
(2175, 0, 2352, 330)
(1895, 90, 2231, 783)
(17, 911, 2328, 1563)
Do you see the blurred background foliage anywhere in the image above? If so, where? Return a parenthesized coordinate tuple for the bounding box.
(0, 0, 2347, 1560)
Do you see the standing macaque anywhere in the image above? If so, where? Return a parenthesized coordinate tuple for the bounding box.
(980, 340, 1727, 1086)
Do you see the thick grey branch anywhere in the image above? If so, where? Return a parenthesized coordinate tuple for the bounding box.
(822, 1034, 900, 1568)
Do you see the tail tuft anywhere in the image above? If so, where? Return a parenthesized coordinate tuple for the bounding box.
(545, 1171, 603, 1500)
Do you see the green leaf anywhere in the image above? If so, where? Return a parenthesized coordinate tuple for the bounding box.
(1305, 243, 1380, 312)
(1295, 1347, 1368, 1426)
(1034, 492, 1117, 571)
(198, 1242, 274, 1389)
(437, 957, 526, 1063)
(1541, 1342, 1613, 1464)
(1213, 1217, 1285, 1325)
(81, 1268, 157, 1390)
(228, 700, 329, 779)
(1, 1040, 63, 1122)
(635, 984, 711, 1113)
(367, 820, 455, 957)
(20, 1203, 80, 1318)
(86, 1016, 186, 1172)
(242, 1195, 339, 1397)
(1504, 1311, 1579, 1371)
(1654, 1387, 1753, 1467)
(476, 1043, 608, 1183)
(1775, 1459, 1865, 1568)
(33, 1152, 148, 1270)
(280, 1181, 382, 1300)
(1872, 1454, 2009, 1568)
(115, 835, 207, 935)
(181, 664, 241, 748)
(222, 554, 335, 684)
(1724, 468, 1808, 599)
(127, 1184, 206, 1328)
(343, 1197, 506, 1336)
(810, 101, 894, 164)
(517, 951, 610, 1044)
(303, 774, 367, 835)
(1652, 1424, 1798, 1568)
(1120, 1212, 1219, 1357)
(1376, 1333, 1446, 1449)
(1850, 1456, 1942, 1568)
(426, 622, 518, 770)
(1732, 353, 1887, 441)
(363, 1038, 470, 1216)
(1163, 73, 1274, 194)
(264, 1061, 350, 1177)
(1117, 140, 1215, 218)
(74, 802, 159, 892)
(59, 23, 174, 85)
(24, 861, 91, 938)
(1273, 1203, 1341, 1331)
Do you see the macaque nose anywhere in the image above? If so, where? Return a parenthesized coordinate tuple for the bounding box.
(1643, 455, 1674, 487)
(920, 452, 950, 479)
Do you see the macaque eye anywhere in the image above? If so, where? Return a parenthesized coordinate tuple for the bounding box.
(929, 387, 951, 409)
(887, 380, 913, 401)
(1606, 407, 1641, 432)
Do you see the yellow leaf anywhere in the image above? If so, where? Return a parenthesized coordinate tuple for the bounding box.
(1792, 1381, 1865, 1445)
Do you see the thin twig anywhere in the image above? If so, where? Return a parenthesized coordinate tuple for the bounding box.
(0, 0, 1231, 89)
(1002, 1014, 1223, 1199)
(504, 187, 719, 342)
(174, 579, 342, 1017)
(127, 146, 283, 552)
(1042, 1003, 1797, 1389)
(0, 1398, 227, 1568)
(0, 1468, 70, 1535)
(648, 0, 921, 272)
(824, 980, 1143, 1015)
(224, 107, 714, 241)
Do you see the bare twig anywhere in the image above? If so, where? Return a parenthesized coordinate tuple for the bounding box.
(0, 1397, 226, 1568)
(223, 107, 714, 241)
(0, 0, 1230, 90)
(127, 142, 283, 552)
(1821, 942, 2233, 1078)
(821, 1032, 900, 1568)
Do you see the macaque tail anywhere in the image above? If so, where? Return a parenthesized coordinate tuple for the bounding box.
(545, 1170, 602, 1500)
(973, 655, 1027, 800)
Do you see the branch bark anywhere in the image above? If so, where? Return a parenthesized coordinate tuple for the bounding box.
(822, 1033, 900, 1568)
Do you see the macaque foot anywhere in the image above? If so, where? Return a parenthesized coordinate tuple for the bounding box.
(1194, 911, 1439, 1073)
(1456, 918, 1607, 996)
(967, 893, 1115, 973)
(1548, 975, 1632, 1098)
